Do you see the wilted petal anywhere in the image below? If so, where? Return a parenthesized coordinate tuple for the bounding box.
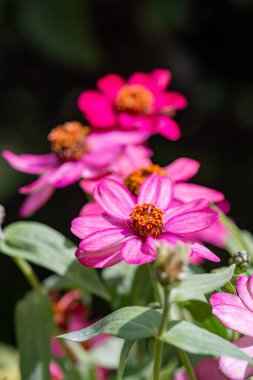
(121, 236, 155, 264)
(137, 174, 173, 211)
(220, 336, 253, 380)
(164, 157, 200, 182)
(94, 178, 136, 220)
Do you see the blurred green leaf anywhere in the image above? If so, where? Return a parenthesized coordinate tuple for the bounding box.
(172, 265, 235, 301)
(15, 0, 104, 69)
(90, 337, 123, 369)
(0, 343, 20, 380)
(162, 320, 253, 364)
(116, 340, 135, 380)
(181, 300, 228, 338)
(59, 306, 161, 342)
(131, 265, 153, 306)
(225, 230, 253, 259)
(15, 292, 53, 380)
(0, 221, 110, 300)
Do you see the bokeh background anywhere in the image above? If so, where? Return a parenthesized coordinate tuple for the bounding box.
(1, 0, 253, 345)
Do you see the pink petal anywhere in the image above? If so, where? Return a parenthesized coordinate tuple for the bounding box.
(118, 113, 155, 134)
(150, 69, 171, 91)
(2, 150, 57, 174)
(165, 199, 210, 220)
(79, 201, 103, 216)
(87, 129, 149, 151)
(137, 174, 173, 211)
(93, 178, 136, 220)
(210, 293, 245, 309)
(76, 245, 122, 268)
(248, 275, 253, 298)
(128, 72, 152, 88)
(80, 227, 132, 251)
(187, 220, 230, 248)
(121, 236, 155, 264)
(190, 242, 220, 262)
(78, 90, 116, 127)
(212, 305, 253, 337)
(164, 157, 200, 182)
(155, 115, 181, 140)
(237, 276, 253, 312)
(220, 336, 253, 380)
(83, 146, 122, 168)
(97, 73, 125, 101)
(195, 359, 227, 380)
(19, 184, 55, 217)
(111, 145, 152, 177)
(165, 209, 218, 234)
(71, 214, 122, 239)
(156, 91, 187, 110)
(19, 172, 53, 194)
(50, 361, 64, 380)
(48, 162, 84, 187)
(174, 183, 225, 203)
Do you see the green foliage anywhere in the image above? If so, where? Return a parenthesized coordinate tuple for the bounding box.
(162, 320, 253, 364)
(59, 306, 162, 342)
(172, 264, 235, 301)
(15, 292, 53, 380)
(0, 221, 110, 300)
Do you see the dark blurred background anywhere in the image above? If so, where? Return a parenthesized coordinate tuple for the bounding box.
(1, 0, 253, 344)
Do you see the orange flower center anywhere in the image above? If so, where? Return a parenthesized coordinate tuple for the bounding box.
(115, 84, 153, 114)
(130, 203, 164, 239)
(124, 164, 168, 195)
(48, 121, 90, 162)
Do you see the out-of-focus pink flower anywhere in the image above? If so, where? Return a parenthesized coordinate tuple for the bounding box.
(51, 290, 109, 380)
(174, 359, 228, 380)
(210, 275, 253, 379)
(2, 122, 149, 217)
(78, 69, 187, 140)
(71, 175, 220, 268)
(50, 361, 64, 380)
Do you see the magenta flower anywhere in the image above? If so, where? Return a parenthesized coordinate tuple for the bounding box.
(78, 69, 187, 140)
(210, 275, 253, 379)
(50, 361, 64, 380)
(71, 175, 220, 268)
(174, 359, 228, 380)
(2, 121, 149, 217)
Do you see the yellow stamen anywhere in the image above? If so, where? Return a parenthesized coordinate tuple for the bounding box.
(115, 84, 153, 114)
(130, 203, 164, 239)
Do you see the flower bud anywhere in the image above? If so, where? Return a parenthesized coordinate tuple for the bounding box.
(229, 250, 249, 273)
(156, 242, 190, 286)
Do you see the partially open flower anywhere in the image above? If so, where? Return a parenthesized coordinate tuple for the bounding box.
(78, 69, 187, 140)
(229, 250, 249, 273)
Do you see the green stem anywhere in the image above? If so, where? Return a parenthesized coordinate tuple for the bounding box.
(13, 257, 42, 295)
(153, 286, 170, 380)
(177, 349, 197, 380)
(212, 205, 248, 251)
(148, 263, 164, 306)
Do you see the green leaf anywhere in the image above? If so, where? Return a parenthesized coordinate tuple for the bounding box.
(15, 292, 53, 380)
(0, 221, 110, 300)
(131, 265, 153, 306)
(59, 307, 161, 342)
(117, 340, 135, 380)
(162, 320, 253, 364)
(172, 265, 235, 301)
(90, 337, 123, 369)
(181, 300, 228, 338)
(15, 0, 104, 69)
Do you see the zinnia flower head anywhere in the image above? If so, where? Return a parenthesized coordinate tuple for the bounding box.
(210, 274, 253, 379)
(2, 122, 149, 217)
(78, 69, 187, 140)
(71, 174, 220, 268)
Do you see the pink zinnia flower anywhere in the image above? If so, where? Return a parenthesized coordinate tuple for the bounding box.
(80, 157, 230, 250)
(78, 69, 187, 140)
(210, 275, 253, 380)
(71, 175, 220, 268)
(174, 359, 228, 380)
(2, 121, 149, 217)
